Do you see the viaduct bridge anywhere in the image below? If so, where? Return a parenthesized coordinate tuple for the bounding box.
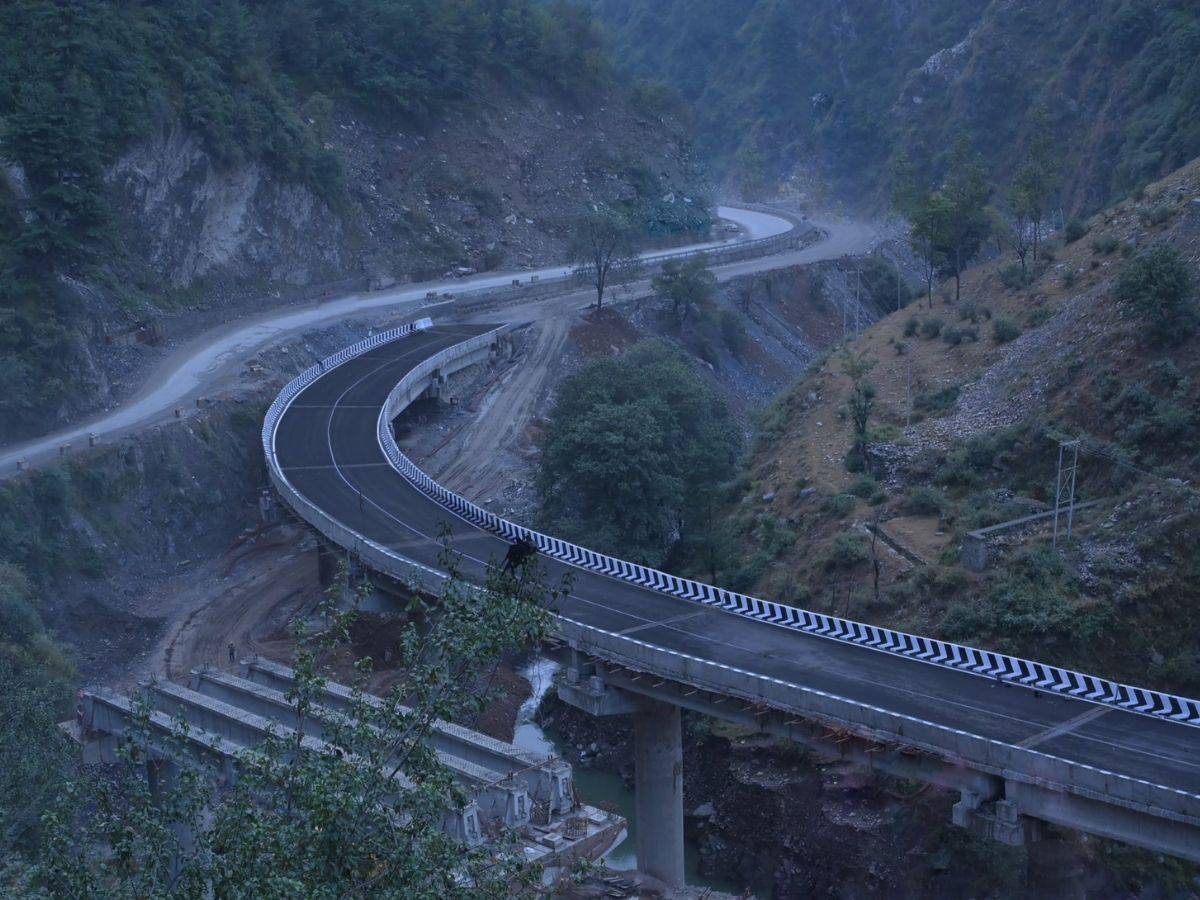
(264, 219, 1200, 888)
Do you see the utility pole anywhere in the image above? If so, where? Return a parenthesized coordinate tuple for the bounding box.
(894, 253, 903, 311)
(1053, 440, 1080, 549)
(854, 263, 861, 335)
(905, 358, 913, 429)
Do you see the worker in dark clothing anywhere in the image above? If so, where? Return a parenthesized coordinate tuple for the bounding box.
(502, 535, 538, 576)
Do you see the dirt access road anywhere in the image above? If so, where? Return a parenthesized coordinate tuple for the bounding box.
(419, 217, 882, 501)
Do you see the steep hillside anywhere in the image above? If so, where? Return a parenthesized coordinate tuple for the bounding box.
(704, 160, 1200, 695)
(895, 0, 1200, 213)
(585, 0, 1200, 211)
(584, 0, 989, 198)
(0, 0, 711, 442)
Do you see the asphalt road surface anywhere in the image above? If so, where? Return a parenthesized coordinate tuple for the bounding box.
(273, 323, 1200, 799)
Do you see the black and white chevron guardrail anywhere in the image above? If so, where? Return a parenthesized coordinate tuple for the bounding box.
(365, 331, 1200, 730)
(263, 321, 1200, 730)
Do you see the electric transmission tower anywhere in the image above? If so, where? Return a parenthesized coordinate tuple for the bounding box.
(1053, 439, 1080, 549)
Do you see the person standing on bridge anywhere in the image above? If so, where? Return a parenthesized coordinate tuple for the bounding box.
(502, 535, 538, 577)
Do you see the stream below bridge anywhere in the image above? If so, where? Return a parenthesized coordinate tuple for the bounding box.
(514, 656, 751, 895)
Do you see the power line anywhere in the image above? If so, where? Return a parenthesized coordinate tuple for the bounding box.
(1046, 428, 1196, 496)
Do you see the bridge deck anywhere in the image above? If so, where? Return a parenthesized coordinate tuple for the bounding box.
(272, 324, 1200, 801)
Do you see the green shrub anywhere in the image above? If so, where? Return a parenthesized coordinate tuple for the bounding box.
(913, 384, 960, 416)
(1108, 373, 1198, 462)
(728, 550, 772, 591)
(915, 565, 970, 599)
(754, 399, 790, 450)
(822, 493, 855, 519)
(752, 514, 797, 559)
(919, 317, 944, 339)
(849, 477, 877, 499)
(1138, 204, 1174, 228)
(940, 545, 1117, 653)
(992, 319, 1021, 343)
(940, 602, 986, 641)
(1091, 233, 1120, 255)
(1115, 245, 1196, 344)
(1062, 219, 1088, 244)
(825, 532, 868, 569)
(906, 486, 945, 517)
(956, 303, 990, 324)
(935, 449, 983, 490)
(903, 317, 920, 337)
(999, 264, 1030, 290)
(942, 325, 978, 347)
(718, 309, 747, 356)
(843, 444, 868, 473)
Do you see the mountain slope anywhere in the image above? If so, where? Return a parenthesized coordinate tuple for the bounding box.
(585, 0, 1200, 211)
(703, 159, 1200, 696)
(0, 0, 711, 441)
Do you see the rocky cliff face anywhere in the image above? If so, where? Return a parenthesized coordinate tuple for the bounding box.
(892, 0, 1200, 213)
(111, 120, 348, 289)
(108, 86, 710, 298)
(5, 85, 709, 443)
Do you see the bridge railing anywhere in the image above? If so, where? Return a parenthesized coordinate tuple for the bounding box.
(264, 324, 1200, 826)
(366, 334, 1200, 732)
(259, 512, 1200, 830)
(365, 333, 1200, 751)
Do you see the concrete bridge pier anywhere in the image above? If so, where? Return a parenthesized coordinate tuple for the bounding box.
(146, 758, 195, 880)
(558, 656, 686, 889)
(633, 697, 685, 890)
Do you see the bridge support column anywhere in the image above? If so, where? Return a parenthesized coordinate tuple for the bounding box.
(557, 660, 686, 888)
(633, 697, 684, 890)
(146, 758, 195, 880)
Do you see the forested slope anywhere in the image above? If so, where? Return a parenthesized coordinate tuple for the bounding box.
(0, 0, 711, 440)
(586, 0, 1200, 212)
(702, 160, 1200, 699)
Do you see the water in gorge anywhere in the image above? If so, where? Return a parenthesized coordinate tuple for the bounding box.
(514, 656, 749, 894)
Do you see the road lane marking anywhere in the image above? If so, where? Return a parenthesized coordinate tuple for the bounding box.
(283, 462, 393, 471)
(1018, 704, 1113, 749)
(616, 609, 710, 636)
(288, 404, 399, 409)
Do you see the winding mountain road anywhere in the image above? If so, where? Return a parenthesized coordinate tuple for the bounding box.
(0, 206, 869, 477)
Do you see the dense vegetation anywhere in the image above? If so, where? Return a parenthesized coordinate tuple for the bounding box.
(537, 340, 740, 566)
(1, 0, 609, 264)
(37, 560, 553, 896)
(0, 565, 73, 871)
(702, 160, 1200, 698)
(584, 0, 1200, 211)
(0, 0, 619, 437)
